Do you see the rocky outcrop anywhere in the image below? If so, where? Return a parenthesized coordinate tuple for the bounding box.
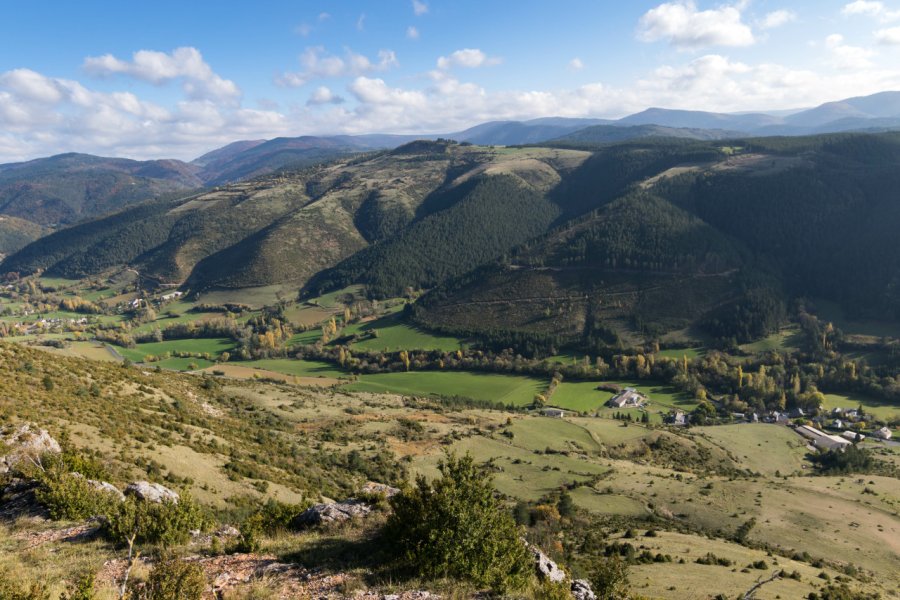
(529, 544, 567, 583)
(571, 579, 596, 600)
(360, 481, 400, 498)
(125, 481, 179, 504)
(0, 424, 61, 474)
(70, 472, 125, 501)
(294, 499, 372, 527)
(527, 542, 596, 599)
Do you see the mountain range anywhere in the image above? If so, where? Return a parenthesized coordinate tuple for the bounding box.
(7, 128, 900, 350)
(1, 90, 899, 255)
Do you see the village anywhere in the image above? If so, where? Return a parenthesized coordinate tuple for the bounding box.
(543, 385, 894, 452)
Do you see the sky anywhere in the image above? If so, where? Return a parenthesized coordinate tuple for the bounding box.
(3, 0, 900, 162)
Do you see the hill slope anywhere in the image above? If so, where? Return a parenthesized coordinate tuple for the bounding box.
(0, 153, 203, 227)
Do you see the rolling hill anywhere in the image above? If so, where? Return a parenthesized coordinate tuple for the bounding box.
(0, 153, 204, 227)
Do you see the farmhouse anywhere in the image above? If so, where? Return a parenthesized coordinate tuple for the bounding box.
(841, 430, 864, 442)
(873, 427, 893, 440)
(795, 424, 852, 450)
(543, 408, 566, 418)
(666, 410, 689, 426)
(161, 291, 183, 301)
(607, 387, 646, 408)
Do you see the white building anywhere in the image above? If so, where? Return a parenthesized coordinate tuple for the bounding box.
(607, 387, 646, 408)
(873, 427, 893, 440)
(795, 425, 852, 450)
(543, 408, 565, 418)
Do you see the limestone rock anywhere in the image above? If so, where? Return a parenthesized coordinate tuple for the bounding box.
(0, 424, 61, 474)
(125, 481, 179, 504)
(571, 579, 596, 600)
(360, 481, 400, 498)
(529, 544, 567, 583)
(294, 500, 371, 527)
(70, 473, 125, 501)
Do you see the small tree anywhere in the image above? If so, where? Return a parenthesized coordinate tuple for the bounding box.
(143, 556, 205, 600)
(589, 555, 630, 600)
(384, 453, 531, 592)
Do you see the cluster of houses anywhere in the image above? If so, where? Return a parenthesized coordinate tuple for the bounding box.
(129, 290, 183, 309)
(9, 316, 90, 335)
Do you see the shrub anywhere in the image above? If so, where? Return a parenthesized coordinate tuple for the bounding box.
(384, 452, 531, 592)
(0, 578, 49, 600)
(105, 493, 206, 548)
(34, 471, 118, 521)
(59, 572, 96, 600)
(142, 556, 205, 600)
(589, 555, 630, 600)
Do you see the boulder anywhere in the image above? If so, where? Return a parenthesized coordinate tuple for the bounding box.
(125, 481, 179, 504)
(0, 424, 61, 474)
(360, 481, 400, 498)
(571, 579, 596, 600)
(529, 544, 567, 583)
(70, 473, 125, 501)
(293, 500, 372, 527)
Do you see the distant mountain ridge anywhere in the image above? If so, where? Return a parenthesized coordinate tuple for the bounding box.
(2, 90, 900, 247)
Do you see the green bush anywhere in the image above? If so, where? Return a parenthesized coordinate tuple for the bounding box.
(141, 556, 205, 600)
(59, 572, 96, 600)
(34, 471, 118, 521)
(589, 555, 630, 600)
(105, 493, 206, 548)
(0, 578, 48, 600)
(384, 452, 531, 592)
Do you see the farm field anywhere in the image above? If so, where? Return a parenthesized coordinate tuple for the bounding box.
(822, 392, 900, 421)
(550, 380, 695, 416)
(344, 312, 466, 352)
(739, 327, 803, 354)
(115, 337, 237, 363)
(40, 341, 121, 362)
(346, 370, 545, 406)
(236, 358, 347, 379)
(656, 347, 705, 359)
(694, 424, 810, 475)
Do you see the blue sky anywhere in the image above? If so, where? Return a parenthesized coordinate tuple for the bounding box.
(2, 0, 900, 161)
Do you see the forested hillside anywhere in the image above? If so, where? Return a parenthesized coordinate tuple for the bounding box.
(8, 133, 900, 348)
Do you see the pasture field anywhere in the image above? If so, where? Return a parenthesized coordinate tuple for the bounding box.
(739, 327, 803, 354)
(283, 304, 335, 327)
(625, 530, 882, 600)
(305, 284, 365, 308)
(116, 337, 237, 363)
(412, 431, 610, 502)
(694, 424, 810, 475)
(344, 312, 466, 352)
(41, 341, 121, 362)
(346, 370, 545, 406)
(822, 392, 900, 421)
(815, 298, 900, 338)
(550, 380, 695, 416)
(656, 346, 705, 359)
(193, 285, 290, 308)
(235, 358, 347, 379)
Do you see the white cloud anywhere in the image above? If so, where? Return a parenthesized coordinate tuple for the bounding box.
(637, 1, 755, 48)
(357, 13, 366, 31)
(825, 33, 876, 69)
(83, 47, 240, 102)
(407, 26, 420, 39)
(412, 0, 428, 16)
(568, 58, 584, 71)
(875, 25, 900, 43)
(318, 12, 330, 21)
(295, 23, 312, 37)
(760, 9, 797, 29)
(277, 47, 398, 87)
(436, 49, 502, 69)
(842, 1, 900, 21)
(307, 86, 345, 106)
